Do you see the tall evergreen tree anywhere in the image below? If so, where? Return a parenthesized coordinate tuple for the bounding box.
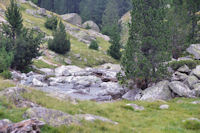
(107, 25, 121, 60)
(48, 21, 71, 54)
(121, 0, 171, 89)
(4, 0, 23, 40)
(167, 0, 190, 58)
(102, 0, 119, 36)
(186, 0, 200, 43)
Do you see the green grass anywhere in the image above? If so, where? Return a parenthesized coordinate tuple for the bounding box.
(0, 78, 15, 91)
(33, 60, 56, 69)
(18, 3, 118, 68)
(0, 78, 199, 132)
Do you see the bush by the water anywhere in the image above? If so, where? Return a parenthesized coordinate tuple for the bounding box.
(48, 21, 70, 54)
(89, 40, 99, 50)
(0, 47, 13, 73)
(45, 16, 58, 30)
(169, 60, 200, 70)
(0, 70, 12, 79)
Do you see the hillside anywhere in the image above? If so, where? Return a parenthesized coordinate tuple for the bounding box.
(0, 1, 200, 133)
(0, 0, 117, 68)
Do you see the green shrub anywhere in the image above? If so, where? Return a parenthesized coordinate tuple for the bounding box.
(11, 28, 43, 70)
(183, 120, 200, 130)
(45, 16, 58, 30)
(0, 47, 13, 73)
(0, 70, 12, 79)
(169, 60, 200, 70)
(48, 21, 71, 54)
(89, 40, 99, 50)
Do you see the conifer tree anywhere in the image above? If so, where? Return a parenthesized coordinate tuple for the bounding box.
(102, 0, 119, 36)
(48, 21, 71, 54)
(121, 0, 171, 89)
(4, 0, 23, 39)
(107, 25, 121, 60)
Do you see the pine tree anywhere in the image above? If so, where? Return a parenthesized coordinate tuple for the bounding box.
(107, 25, 121, 60)
(48, 21, 71, 54)
(4, 0, 23, 39)
(167, 0, 190, 59)
(186, 0, 200, 43)
(102, 0, 119, 36)
(121, 0, 171, 89)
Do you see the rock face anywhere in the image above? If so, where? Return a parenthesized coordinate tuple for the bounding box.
(0, 87, 39, 108)
(82, 21, 100, 32)
(169, 81, 194, 97)
(0, 118, 45, 133)
(24, 107, 118, 127)
(140, 81, 172, 101)
(24, 107, 79, 127)
(186, 44, 200, 59)
(61, 13, 82, 26)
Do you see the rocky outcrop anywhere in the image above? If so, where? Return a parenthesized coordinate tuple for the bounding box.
(140, 81, 173, 101)
(24, 107, 79, 127)
(123, 63, 200, 101)
(82, 21, 100, 32)
(61, 13, 82, 26)
(186, 44, 200, 59)
(24, 107, 118, 127)
(0, 118, 45, 133)
(12, 64, 127, 102)
(0, 87, 39, 108)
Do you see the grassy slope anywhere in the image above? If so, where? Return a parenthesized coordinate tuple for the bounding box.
(18, 3, 117, 68)
(0, 78, 200, 133)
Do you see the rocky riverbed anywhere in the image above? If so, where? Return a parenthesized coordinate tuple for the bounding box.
(11, 63, 127, 102)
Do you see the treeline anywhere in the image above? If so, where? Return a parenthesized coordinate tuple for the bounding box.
(31, 0, 132, 26)
(121, 0, 200, 89)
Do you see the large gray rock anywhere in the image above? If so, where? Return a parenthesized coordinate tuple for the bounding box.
(75, 114, 118, 124)
(76, 31, 96, 44)
(55, 65, 83, 76)
(184, 75, 199, 88)
(0, 87, 39, 108)
(186, 44, 200, 59)
(140, 81, 172, 101)
(171, 71, 188, 81)
(24, 107, 79, 127)
(32, 78, 48, 87)
(192, 83, 200, 97)
(159, 104, 169, 110)
(61, 13, 82, 26)
(122, 89, 142, 101)
(126, 103, 145, 111)
(191, 65, 200, 79)
(0, 118, 45, 133)
(39, 68, 54, 76)
(99, 82, 126, 99)
(169, 81, 194, 97)
(177, 65, 191, 73)
(82, 21, 100, 32)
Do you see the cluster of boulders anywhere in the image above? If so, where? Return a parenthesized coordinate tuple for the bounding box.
(61, 13, 109, 44)
(123, 64, 200, 101)
(11, 63, 127, 101)
(0, 119, 45, 133)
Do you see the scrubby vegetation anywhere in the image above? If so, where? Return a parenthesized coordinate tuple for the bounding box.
(0, 78, 199, 133)
(44, 16, 58, 30)
(48, 21, 71, 54)
(89, 40, 99, 50)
